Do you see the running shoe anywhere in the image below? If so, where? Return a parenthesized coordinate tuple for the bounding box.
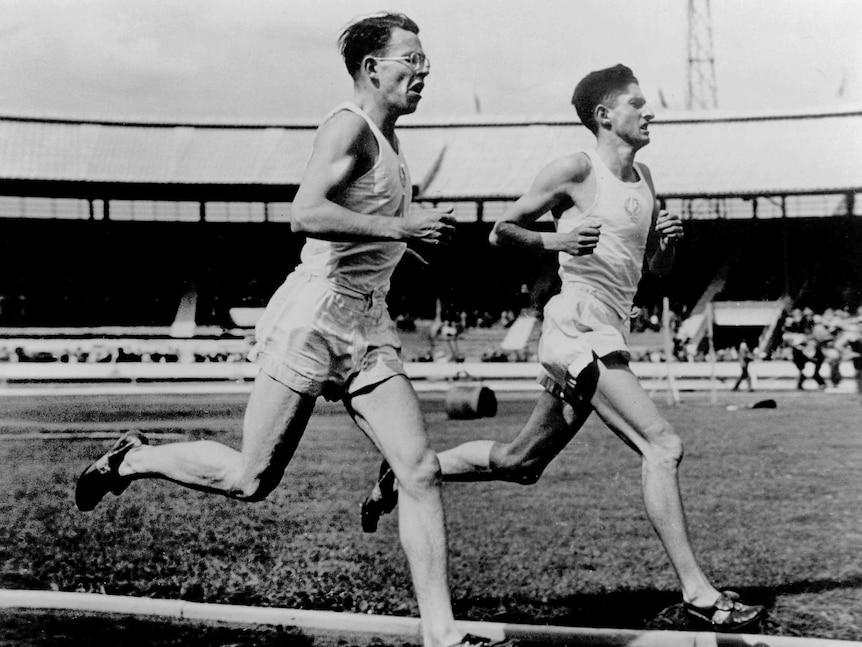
(75, 430, 148, 512)
(360, 460, 398, 533)
(683, 590, 766, 632)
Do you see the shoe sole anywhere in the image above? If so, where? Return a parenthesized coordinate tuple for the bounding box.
(684, 605, 766, 632)
(360, 498, 381, 533)
(360, 463, 398, 533)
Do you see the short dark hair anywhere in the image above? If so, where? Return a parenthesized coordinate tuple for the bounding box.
(338, 12, 420, 78)
(572, 64, 639, 134)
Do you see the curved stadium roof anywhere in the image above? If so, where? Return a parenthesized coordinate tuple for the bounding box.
(0, 106, 859, 201)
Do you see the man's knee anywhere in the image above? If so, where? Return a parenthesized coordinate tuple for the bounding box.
(394, 449, 442, 495)
(643, 420, 684, 468)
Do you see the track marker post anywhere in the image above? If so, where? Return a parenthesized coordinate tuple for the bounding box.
(706, 301, 718, 404)
(662, 297, 681, 406)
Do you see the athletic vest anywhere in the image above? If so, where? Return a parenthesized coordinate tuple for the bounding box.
(556, 149, 654, 318)
(297, 102, 410, 296)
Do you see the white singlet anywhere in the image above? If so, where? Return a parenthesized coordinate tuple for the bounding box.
(296, 101, 411, 297)
(555, 148, 654, 318)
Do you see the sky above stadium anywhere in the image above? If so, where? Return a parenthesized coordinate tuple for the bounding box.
(1, 0, 860, 123)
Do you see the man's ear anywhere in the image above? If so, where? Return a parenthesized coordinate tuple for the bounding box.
(595, 105, 610, 129)
(362, 56, 378, 79)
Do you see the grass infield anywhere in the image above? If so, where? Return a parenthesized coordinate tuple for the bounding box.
(0, 390, 860, 644)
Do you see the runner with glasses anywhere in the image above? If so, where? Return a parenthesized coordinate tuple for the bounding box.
(371, 51, 431, 73)
(75, 12, 510, 647)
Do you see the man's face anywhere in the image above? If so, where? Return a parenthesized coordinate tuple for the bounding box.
(373, 28, 429, 115)
(604, 83, 655, 148)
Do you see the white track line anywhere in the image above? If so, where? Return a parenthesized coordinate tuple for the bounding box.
(0, 589, 852, 647)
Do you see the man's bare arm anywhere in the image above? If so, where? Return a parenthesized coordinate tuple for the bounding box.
(291, 112, 454, 245)
(490, 154, 601, 256)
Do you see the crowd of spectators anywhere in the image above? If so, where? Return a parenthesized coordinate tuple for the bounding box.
(1, 307, 861, 391)
(0, 343, 249, 364)
(775, 306, 862, 390)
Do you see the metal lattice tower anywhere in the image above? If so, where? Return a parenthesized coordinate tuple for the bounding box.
(687, 0, 718, 109)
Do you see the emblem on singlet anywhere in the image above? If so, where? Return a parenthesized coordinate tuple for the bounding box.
(624, 196, 643, 221)
(398, 163, 407, 187)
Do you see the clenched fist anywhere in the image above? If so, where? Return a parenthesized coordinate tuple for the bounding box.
(655, 210, 683, 250)
(403, 207, 456, 246)
(560, 218, 601, 256)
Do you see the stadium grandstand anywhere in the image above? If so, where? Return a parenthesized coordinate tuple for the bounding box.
(0, 107, 860, 365)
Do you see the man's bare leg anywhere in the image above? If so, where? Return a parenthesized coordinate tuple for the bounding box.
(438, 390, 590, 483)
(587, 358, 718, 606)
(348, 375, 462, 647)
(362, 359, 718, 605)
(117, 371, 315, 500)
(361, 390, 590, 530)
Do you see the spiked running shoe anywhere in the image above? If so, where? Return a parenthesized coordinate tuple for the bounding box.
(360, 460, 398, 533)
(683, 590, 766, 632)
(75, 430, 148, 512)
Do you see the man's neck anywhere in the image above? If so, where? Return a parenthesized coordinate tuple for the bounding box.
(595, 138, 640, 182)
(353, 94, 399, 143)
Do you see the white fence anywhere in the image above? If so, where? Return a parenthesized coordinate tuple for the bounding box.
(0, 360, 857, 393)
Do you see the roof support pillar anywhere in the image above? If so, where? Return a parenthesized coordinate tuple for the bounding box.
(780, 196, 790, 298)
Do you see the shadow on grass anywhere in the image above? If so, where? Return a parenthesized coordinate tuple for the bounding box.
(454, 574, 862, 633)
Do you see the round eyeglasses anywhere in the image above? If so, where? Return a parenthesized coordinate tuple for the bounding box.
(371, 52, 430, 73)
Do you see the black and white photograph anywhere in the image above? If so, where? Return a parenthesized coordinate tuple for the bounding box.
(0, 1, 860, 645)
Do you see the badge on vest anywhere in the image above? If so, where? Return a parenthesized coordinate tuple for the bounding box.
(624, 196, 643, 221)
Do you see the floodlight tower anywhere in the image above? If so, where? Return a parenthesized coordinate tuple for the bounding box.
(687, 0, 718, 109)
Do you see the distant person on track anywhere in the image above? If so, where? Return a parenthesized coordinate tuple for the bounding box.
(731, 340, 755, 392)
(75, 13, 505, 647)
(362, 64, 765, 632)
